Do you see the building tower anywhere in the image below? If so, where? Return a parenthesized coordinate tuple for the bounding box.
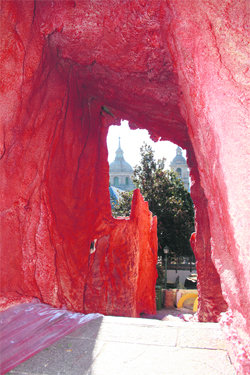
(170, 146, 190, 191)
(109, 138, 135, 191)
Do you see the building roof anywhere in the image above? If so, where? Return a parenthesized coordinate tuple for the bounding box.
(109, 186, 124, 208)
(170, 146, 186, 165)
(109, 138, 133, 173)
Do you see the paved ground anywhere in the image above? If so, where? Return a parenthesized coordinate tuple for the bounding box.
(7, 309, 235, 375)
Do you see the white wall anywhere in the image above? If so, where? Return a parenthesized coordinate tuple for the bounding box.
(167, 269, 196, 287)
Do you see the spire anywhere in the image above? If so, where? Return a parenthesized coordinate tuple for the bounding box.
(176, 146, 182, 156)
(109, 136, 133, 174)
(115, 137, 124, 160)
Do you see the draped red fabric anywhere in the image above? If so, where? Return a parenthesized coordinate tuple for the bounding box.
(0, 1, 249, 372)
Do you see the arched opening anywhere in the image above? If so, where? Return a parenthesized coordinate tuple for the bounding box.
(176, 168, 182, 177)
(107, 121, 196, 294)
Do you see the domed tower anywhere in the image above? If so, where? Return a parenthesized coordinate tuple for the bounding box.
(109, 138, 135, 191)
(170, 146, 190, 191)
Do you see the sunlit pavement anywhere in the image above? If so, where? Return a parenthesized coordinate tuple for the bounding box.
(7, 310, 235, 375)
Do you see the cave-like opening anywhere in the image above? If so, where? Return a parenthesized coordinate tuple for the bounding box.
(107, 121, 197, 295)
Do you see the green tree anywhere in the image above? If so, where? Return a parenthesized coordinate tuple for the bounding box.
(112, 143, 195, 258)
(112, 190, 134, 217)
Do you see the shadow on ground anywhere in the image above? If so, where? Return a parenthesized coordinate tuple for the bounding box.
(5, 307, 235, 375)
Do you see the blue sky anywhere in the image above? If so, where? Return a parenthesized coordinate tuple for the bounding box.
(107, 120, 184, 169)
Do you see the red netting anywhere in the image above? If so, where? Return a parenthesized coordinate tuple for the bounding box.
(0, 301, 101, 374)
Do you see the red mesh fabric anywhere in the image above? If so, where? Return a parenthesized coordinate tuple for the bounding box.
(0, 301, 101, 374)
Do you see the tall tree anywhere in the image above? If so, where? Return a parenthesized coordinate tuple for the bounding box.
(112, 143, 195, 258)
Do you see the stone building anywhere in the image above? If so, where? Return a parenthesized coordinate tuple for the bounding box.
(170, 146, 190, 191)
(109, 138, 135, 191)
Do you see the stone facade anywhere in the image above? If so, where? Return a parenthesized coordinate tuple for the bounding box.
(109, 138, 135, 191)
(170, 147, 190, 191)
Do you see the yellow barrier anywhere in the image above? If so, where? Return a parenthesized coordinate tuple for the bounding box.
(177, 292, 198, 309)
(193, 296, 198, 312)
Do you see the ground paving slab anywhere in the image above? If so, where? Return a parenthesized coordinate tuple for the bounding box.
(6, 309, 235, 375)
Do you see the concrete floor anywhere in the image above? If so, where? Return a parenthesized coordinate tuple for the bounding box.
(6, 310, 235, 375)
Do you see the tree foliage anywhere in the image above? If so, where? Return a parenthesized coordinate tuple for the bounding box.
(112, 143, 195, 258)
(112, 190, 134, 217)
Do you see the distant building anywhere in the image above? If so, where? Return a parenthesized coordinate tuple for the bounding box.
(109, 138, 135, 191)
(170, 146, 190, 191)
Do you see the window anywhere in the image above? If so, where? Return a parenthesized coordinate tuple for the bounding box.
(176, 168, 182, 177)
(114, 177, 119, 186)
(125, 177, 129, 185)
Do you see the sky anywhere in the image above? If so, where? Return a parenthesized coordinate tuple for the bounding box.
(107, 120, 184, 169)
